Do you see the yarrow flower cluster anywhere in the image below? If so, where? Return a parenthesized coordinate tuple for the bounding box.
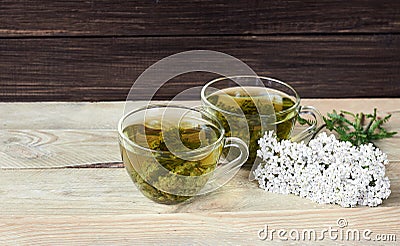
(254, 131, 391, 207)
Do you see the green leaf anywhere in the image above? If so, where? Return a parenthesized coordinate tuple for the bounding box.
(322, 108, 396, 146)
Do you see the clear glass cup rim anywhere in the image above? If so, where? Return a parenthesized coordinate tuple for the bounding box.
(118, 104, 226, 154)
(200, 75, 301, 117)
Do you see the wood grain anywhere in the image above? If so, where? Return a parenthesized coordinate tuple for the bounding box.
(0, 102, 126, 130)
(1, 1, 399, 102)
(0, 129, 119, 168)
(0, 99, 398, 168)
(1, 0, 399, 37)
(0, 208, 399, 245)
(2, 99, 398, 130)
(1, 35, 399, 101)
(0, 168, 331, 216)
(0, 100, 399, 245)
(0, 162, 398, 216)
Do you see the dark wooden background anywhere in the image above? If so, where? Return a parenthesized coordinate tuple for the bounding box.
(1, 0, 399, 101)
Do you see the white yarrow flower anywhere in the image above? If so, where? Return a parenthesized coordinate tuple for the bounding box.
(253, 131, 391, 207)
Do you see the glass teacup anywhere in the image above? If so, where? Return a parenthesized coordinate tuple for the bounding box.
(201, 75, 321, 167)
(118, 104, 248, 204)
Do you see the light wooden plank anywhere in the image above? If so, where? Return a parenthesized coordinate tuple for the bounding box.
(0, 101, 198, 168)
(0, 102, 125, 130)
(1, 99, 398, 245)
(1, 99, 398, 129)
(304, 99, 400, 116)
(0, 99, 398, 168)
(0, 129, 119, 168)
(1, 161, 398, 217)
(0, 101, 200, 129)
(0, 208, 399, 245)
(0, 169, 333, 216)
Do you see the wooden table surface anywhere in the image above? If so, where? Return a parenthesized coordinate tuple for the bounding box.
(1, 99, 399, 245)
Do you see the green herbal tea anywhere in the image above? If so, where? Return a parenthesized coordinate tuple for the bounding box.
(120, 118, 223, 204)
(206, 86, 296, 165)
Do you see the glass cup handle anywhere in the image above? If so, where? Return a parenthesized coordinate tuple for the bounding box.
(218, 137, 249, 174)
(290, 106, 323, 143)
(197, 137, 249, 195)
